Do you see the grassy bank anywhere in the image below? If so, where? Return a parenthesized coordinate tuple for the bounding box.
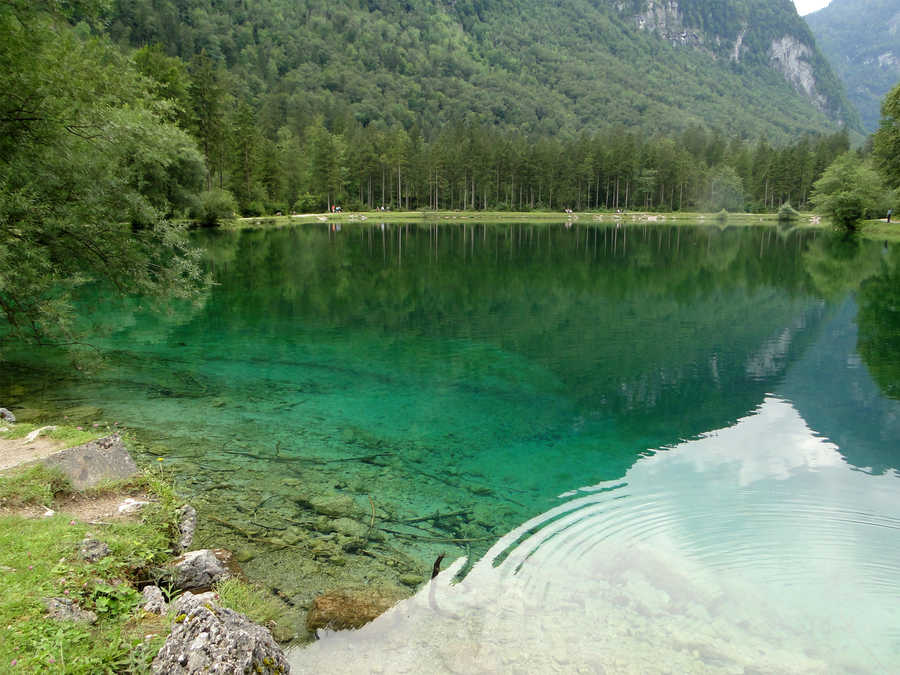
(229, 209, 788, 229)
(859, 219, 900, 243)
(0, 426, 292, 673)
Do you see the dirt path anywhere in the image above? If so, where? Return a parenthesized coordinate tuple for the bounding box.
(0, 428, 67, 471)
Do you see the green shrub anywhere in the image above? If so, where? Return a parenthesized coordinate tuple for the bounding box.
(778, 202, 800, 222)
(190, 189, 238, 226)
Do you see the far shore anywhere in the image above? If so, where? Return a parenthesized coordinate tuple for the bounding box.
(222, 210, 900, 243)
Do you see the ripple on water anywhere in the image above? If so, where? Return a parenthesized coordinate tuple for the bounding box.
(290, 398, 900, 673)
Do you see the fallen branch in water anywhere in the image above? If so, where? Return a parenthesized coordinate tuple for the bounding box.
(206, 515, 299, 550)
(379, 527, 492, 543)
(401, 509, 471, 525)
(366, 495, 376, 540)
(431, 553, 446, 579)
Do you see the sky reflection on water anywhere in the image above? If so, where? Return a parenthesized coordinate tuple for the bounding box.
(291, 397, 900, 673)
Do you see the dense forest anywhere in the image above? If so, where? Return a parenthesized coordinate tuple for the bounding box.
(51, 0, 858, 215)
(806, 0, 900, 133)
(99, 0, 857, 136)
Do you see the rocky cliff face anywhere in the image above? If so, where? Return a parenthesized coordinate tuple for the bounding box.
(620, 0, 856, 126)
(769, 36, 827, 112)
(806, 0, 900, 132)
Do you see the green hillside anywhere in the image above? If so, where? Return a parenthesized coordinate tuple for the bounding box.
(806, 0, 900, 133)
(100, 0, 857, 139)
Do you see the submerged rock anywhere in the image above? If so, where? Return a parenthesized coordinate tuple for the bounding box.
(152, 591, 289, 674)
(302, 493, 363, 519)
(306, 586, 407, 633)
(171, 549, 240, 592)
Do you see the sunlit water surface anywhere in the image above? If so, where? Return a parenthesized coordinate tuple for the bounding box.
(2, 223, 899, 672)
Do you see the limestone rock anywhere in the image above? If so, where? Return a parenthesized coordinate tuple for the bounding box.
(117, 497, 150, 515)
(306, 587, 407, 632)
(141, 585, 168, 615)
(39, 434, 138, 489)
(24, 425, 56, 443)
(45, 597, 97, 624)
(0, 407, 15, 423)
(79, 537, 110, 563)
(171, 549, 240, 592)
(173, 591, 217, 614)
(152, 592, 289, 674)
(176, 504, 197, 553)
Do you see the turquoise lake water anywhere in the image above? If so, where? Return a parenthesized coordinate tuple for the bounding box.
(2, 222, 899, 671)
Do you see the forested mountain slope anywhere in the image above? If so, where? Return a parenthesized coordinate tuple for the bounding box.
(101, 0, 858, 140)
(805, 0, 900, 133)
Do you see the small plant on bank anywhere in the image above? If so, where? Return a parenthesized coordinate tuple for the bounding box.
(778, 202, 800, 223)
(214, 578, 296, 643)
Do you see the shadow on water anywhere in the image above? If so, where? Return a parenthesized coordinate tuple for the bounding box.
(2, 223, 899, 651)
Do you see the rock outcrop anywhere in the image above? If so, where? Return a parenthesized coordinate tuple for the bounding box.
(39, 434, 139, 489)
(0, 407, 16, 423)
(152, 592, 289, 674)
(141, 585, 168, 615)
(176, 504, 197, 553)
(171, 549, 241, 592)
(769, 36, 826, 112)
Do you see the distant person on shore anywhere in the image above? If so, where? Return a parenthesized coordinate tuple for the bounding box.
(888, 207, 893, 223)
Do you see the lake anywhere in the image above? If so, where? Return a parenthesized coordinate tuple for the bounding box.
(3, 221, 899, 672)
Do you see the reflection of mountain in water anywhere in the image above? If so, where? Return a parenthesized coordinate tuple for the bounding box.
(779, 299, 900, 474)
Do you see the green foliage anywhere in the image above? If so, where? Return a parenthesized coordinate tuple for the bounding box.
(810, 153, 886, 229)
(857, 247, 900, 400)
(214, 578, 295, 642)
(0, 497, 179, 672)
(91, 583, 142, 618)
(778, 202, 800, 222)
(873, 82, 900, 190)
(191, 189, 239, 226)
(100, 0, 854, 139)
(0, 5, 208, 352)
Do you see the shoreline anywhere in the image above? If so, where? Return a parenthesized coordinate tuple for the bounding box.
(220, 210, 900, 242)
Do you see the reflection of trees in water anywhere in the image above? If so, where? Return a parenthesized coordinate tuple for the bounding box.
(857, 246, 900, 401)
(801, 230, 883, 301)
(799, 230, 899, 404)
(196, 224, 832, 445)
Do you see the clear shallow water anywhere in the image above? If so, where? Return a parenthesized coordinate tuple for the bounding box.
(292, 397, 900, 673)
(2, 222, 899, 671)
